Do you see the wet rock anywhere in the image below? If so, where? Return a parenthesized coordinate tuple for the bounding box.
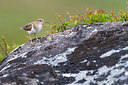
(1, 21, 128, 85)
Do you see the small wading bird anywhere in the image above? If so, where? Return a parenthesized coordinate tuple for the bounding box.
(20, 19, 48, 44)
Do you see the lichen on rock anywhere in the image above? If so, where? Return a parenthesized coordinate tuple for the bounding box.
(1, 21, 128, 85)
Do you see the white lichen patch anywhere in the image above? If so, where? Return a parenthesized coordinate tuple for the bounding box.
(34, 47, 77, 66)
(0, 52, 28, 72)
(100, 49, 120, 58)
(122, 46, 128, 50)
(80, 59, 87, 63)
(2, 74, 8, 78)
(125, 71, 128, 76)
(63, 53, 128, 85)
(63, 70, 95, 84)
(7, 52, 27, 63)
(61, 32, 76, 38)
(82, 25, 87, 28)
(100, 46, 128, 58)
(90, 29, 98, 35)
(0, 64, 11, 72)
(36, 46, 42, 49)
(40, 82, 44, 84)
(87, 26, 92, 29)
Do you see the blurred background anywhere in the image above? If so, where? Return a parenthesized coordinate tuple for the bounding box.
(0, 0, 127, 45)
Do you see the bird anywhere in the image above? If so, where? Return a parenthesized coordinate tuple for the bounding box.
(20, 19, 48, 43)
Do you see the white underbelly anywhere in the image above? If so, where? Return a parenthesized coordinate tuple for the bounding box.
(27, 24, 42, 34)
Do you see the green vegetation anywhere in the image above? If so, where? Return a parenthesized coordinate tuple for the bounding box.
(0, 36, 19, 62)
(1, 8, 128, 62)
(50, 9, 128, 33)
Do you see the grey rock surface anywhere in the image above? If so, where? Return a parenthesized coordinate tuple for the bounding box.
(1, 22, 128, 85)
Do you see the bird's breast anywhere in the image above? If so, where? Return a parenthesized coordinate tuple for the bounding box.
(37, 24, 42, 29)
(36, 24, 42, 33)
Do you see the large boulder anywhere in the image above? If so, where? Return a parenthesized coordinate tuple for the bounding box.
(1, 22, 128, 85)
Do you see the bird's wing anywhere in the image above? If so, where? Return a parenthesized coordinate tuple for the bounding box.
(33, 23, 38, 31)
(22, 22, 33, 31)
(33, 21, 39, 31)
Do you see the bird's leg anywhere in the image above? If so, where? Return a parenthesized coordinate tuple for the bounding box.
(30, 34, 32, 40)
(34, 34, 40, 42)
(30, 34, 34, 45)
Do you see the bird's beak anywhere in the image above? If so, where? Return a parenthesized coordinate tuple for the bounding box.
(44, 21, 49, 23)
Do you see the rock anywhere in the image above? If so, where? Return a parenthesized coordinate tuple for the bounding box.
(1, 21, 128, 85)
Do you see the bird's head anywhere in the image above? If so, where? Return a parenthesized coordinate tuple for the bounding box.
(37, 19, 49, 24)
